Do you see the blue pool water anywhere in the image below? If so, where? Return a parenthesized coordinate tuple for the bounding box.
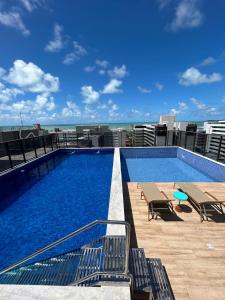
(0, 150, 113, 270)
(121, 157, 215, 182)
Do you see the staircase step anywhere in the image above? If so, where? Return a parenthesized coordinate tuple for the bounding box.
(74, 248, 102, 285)
(0, 250, 82, 286)
(146, 258, 174, 300)
(102, 236, 126, 272)
(129, 248, 151, 292)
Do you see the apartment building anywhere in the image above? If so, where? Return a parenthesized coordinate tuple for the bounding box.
(133, 116, 197, 147)
(103, 129, 127, 147)
(57, 125, 127, 147)
(133, 124, 167, 146)
(204, 121, 225, 159)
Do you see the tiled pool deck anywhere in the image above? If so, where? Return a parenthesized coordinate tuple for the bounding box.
(124, 182, 225, 300)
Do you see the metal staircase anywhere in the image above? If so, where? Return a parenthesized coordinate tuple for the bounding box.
(0, 220, 131, 287)
(0, 220, 174, 299)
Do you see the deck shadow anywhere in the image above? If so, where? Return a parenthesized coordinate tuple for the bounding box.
(148, 203, 184, 222)
(189, 202, 225, 223)
(178, 204, 192, 213)
(123, 182, 138, 248)
(158, 212, 184, 222)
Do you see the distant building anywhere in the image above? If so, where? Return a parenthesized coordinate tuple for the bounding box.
(159, 115, 176, 125)
(103, 129, 127, 147)
(76, 125, 110, 135)
(204, 121, 225, 160)
(133, 124, 167, 146)
(57, 125, 127, 147)
(133, 115, 197, 147)
(0, 127, 48, 143)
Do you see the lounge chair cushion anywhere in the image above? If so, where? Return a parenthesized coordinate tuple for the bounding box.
(176, 183, 218, 205)
(140, 183, 169, 203)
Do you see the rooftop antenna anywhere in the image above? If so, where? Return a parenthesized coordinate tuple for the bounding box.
(19, 112, 24, 129)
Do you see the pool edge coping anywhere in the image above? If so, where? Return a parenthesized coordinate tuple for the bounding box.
(107, 147, 126, 236)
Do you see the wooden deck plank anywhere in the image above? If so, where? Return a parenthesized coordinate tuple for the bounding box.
(124, 182, 225, 300)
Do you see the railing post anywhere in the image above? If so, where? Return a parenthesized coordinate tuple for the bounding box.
(216, 135, 223, 161)
(32, 138, 37, 158)
(184, 131, 187, 149)
(42, 136, 46, 154)
(192, 132, 197, 152)
(65, 133, 68, 148)
(203, 134, 207, 156)
(50, 134, 54, 151)
(5, 142, 13, 169)
(165, 131, 167, 146)
(20, 139, 26, 163)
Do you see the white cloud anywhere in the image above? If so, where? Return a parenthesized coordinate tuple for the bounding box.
(34, 93, 55, 111)
(84, 105, 98, 120)
(0, 67, 6, 78)
(179, 67, 223, 86)
(170, 108, 180, 115)
(62, 101, 81, 117)
(0, 93, 56, 116)
(170, 0, 203, 32)
(4, 60, 59, 93)
(102, 79, 123, 94)
(178, 101, 188, 110)
(108, 103, 119, 118)
(191, 97, 217, 114)
(137, 86, 151, 94)
(45, 24, 64, 53)
(169, 101, 188, 115)
(199, 56, 217, 67)
(154, 82, 164, 91)
(108, 64, 128, 78)
(0, 10, 30, 36)
(157, 0, 171, 10)
(81, 85, 100, 104)
(0, 82, 24, 102)
(97, 103, 107, 110)
(84, 66, 95, 73)
(111, 103, 118, 110)
(95, 59, 109, 68)
(19, 0, 46, 12)
(63, 41, 87, 65)
(99, 70, 106, 75)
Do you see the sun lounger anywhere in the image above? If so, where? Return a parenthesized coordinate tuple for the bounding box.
(138, 182, 174, 220)
(175, 182, 225, 222)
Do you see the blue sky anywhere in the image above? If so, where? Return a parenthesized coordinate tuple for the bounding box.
(0, 0, 225, 125)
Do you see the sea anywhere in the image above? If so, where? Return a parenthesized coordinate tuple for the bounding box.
(0, 121, 205, 132)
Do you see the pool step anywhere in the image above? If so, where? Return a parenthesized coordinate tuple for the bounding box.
(74, 248, 102, 285)
(0, 236, 174, 299)
(74, 236, 128, 286)
(0, 236, 128, 286)
(0, 250, 83, 286)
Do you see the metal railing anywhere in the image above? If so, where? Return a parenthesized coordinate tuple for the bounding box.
(0, 220, 131, 283)
(0, 131, 224, 174)
(0, 133, 58, 173)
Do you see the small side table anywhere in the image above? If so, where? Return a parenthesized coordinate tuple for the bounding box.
(173, 191, 188, 212)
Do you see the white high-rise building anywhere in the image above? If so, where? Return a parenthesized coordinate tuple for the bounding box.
(204, 121, 225, 159)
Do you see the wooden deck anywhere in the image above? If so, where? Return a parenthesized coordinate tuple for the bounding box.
(123, 182, 225, 300)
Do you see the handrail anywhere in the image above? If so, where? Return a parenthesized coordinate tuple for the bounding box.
(0, 220, 130, 276)
(72, 270, 132, 287)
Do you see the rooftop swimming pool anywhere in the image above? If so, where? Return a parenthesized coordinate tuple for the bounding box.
(121, 147, 225, 182)
(0, 149, 113, 270)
